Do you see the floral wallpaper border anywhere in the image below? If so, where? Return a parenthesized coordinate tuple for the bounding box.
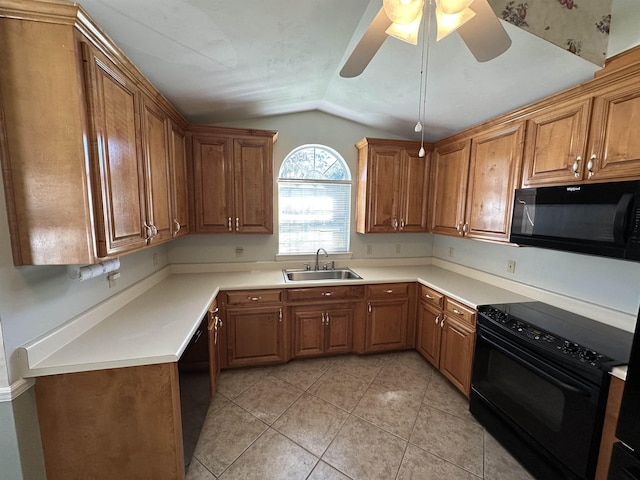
(488, 0, 612, 66)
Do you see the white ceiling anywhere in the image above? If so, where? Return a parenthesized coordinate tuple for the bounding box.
(77, 0, 635, 142)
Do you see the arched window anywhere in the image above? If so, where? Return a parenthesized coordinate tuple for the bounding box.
(278, 144, 352, 254)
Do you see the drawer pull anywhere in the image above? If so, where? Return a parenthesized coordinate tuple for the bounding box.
(384, 289, 394, 294)
(322, 292, 333, 297)
(425, 294, 433, 299)
(453, 308, 463, 316)
(248, 296, 262, 301)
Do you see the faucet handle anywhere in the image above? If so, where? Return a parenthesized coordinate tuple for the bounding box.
(303, 263, 311, 271)
(323, 261, 335, 270)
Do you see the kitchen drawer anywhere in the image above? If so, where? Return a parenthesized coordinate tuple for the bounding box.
(225, 289, 283, 306)
(286, 285, 364, 302)
(366, 283, 410, 298)
(419, 285, 444, 309)
(445, 298, 476, 328)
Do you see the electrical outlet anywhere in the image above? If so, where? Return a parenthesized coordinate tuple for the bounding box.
(507, 260, 516, 274)
(366, 244, 373, 255)
(395, 243, 401, 254)
(152, 253, 158, 266)
(235, 247, 244, 257)
(449, 247, 454, 257)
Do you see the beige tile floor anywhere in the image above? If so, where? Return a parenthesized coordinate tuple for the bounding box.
(186, 351, 535, 480)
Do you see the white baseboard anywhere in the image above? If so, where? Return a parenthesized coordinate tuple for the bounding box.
(0, 378, 35, 402)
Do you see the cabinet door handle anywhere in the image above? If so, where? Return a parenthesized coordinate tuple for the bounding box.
(236, 217, 240, 230)
(173, 219, 181, 235)
(434, 315, 440, 325)
(440, 317, 445, 328)
(457, 222, 464, 236)
(368, 303, 372, 314)
(325, 313, 330, 325)
(279, 308, 283, 322)
(587, 154, 596, 178)
(151, 225, 158, 237)
(452, 308, 463, 316)
(321, 313, 325, 325)
(393, 218, 398, 231)
(321, 292, 332, 297)
(143, 222, 153, 240)
(228, 217, 232, 231)
(248, 296, 262, 301)
(400, 219, 405, 231)
(462, 223, 468, 234)
(573, 156, 582, 178)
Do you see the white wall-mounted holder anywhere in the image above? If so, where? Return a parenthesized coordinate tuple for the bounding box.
(68, 258, 120, 282)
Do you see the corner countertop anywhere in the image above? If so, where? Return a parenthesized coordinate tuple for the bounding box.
(19, 263, 533, 378)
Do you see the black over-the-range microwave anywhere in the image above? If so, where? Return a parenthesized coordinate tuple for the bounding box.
(510, 180, 640, 261)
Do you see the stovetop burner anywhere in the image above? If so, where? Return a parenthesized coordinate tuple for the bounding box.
(478, 302, 633, 382)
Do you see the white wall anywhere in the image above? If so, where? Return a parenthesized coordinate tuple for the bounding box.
(433, 235, 640, 322)
(608, 0, 640, 57)
(169, 110, 434, 265)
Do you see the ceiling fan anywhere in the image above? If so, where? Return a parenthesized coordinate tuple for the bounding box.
(340, 0, 511, 78)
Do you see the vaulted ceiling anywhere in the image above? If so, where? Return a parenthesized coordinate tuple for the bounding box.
(77, 0, 635, 141)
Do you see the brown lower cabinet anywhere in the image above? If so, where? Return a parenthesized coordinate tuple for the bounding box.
(36, 363, 185, 480)
(218, 289, 288, 368)
(364, 283, 416, 353)
(416, 284, 477, 397)
(291, 304, 355, 357)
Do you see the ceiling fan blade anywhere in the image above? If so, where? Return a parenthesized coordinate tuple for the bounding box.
(340, 7, 393, 78)
(456, 0, 511, 62)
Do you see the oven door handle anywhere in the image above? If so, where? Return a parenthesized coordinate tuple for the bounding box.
(478, 330, 594, 397)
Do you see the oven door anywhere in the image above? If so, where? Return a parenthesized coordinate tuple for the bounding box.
(472, 326, 603, 479)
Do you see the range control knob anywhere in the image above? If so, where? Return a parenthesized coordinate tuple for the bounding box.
(562, 341, 580, 354)
(580, 350, 599, 362)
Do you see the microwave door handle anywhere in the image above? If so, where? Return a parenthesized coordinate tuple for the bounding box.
(478, 331, 593, 397)
(613, 193, 634, 244)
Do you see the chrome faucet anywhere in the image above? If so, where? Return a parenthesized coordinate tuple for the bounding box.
(315, 248, 328, 271)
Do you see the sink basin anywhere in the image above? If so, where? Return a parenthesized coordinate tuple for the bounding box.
(283, 268, 362, 282)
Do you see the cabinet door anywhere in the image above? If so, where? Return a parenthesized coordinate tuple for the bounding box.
(141, 97, 172, 243)
(521, 98, 592, 187)
(226, 306, 285, 367)
(430, 140, 470, 237)
(168, 121, 189, 237)
(233, 137, 273, 233)
(466, 122, 524, 242)
(364, 145, 403, 232)
(365, 299, 409, 352)
(324, 306, 354, 355)
(192, 135, 234, 233)
(400, 150, 430, 232)
(292, 307, 325, 357)
(416, 301, 442, 368)
(588, 77, 640, 181)
(82, 43, 147, 257)
(440, 316, 475, 397)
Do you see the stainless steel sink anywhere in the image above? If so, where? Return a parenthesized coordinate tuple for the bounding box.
(283, 268, 362, 282)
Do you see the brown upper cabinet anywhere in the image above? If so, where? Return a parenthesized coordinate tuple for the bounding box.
(189, 127, 277, 234)
(430, 122, 524, 242)
(356, 138, 431, 233)
(522, 76, 640, 186)
(0, 4, 189, 265)
(168, 121, 190, 238)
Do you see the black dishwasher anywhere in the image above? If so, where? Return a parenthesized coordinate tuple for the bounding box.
(178, 314, 211, 472)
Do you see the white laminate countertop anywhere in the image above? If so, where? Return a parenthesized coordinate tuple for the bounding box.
(19, 264, 532, 378)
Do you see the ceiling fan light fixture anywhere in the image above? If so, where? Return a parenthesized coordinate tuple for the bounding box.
(385, 10, 423, 45)
(435, 5, 476, 41)
(438, 0, 474, 15)
(383, 0, 424, 25)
